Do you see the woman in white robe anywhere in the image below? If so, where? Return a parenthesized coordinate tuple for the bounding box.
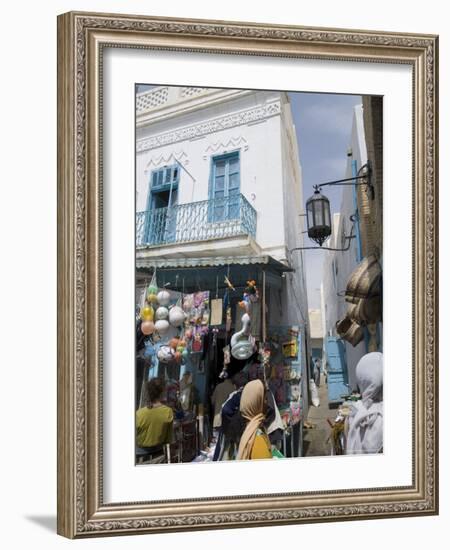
(346, 352, 383, 454)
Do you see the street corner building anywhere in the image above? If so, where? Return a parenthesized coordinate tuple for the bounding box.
(134, 86, 311, 463)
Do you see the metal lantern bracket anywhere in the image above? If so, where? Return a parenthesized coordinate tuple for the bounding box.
(291, 218, 356, 253)
(314, 161, 374, 199)
(297, 161, 373, 251)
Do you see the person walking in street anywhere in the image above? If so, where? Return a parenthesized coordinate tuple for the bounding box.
(346, 352, 383, 454)
(237, 379, 272, 460)
(313, 357, 321, 387)
(211, 376, 236, 431)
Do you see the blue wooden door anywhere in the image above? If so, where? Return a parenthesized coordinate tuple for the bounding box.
(325, 337, 350, 404)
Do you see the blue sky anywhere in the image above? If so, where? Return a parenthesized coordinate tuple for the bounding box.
(288, 92, 362, 309)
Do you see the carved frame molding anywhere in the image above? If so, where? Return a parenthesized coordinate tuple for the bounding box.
(57, 11, 438, 538)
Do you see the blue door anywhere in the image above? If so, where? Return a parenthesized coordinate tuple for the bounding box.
(325, 337, 350, 404)
(210, 152, 240, 222)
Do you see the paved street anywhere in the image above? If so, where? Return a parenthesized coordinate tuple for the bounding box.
(303, 375, 335, 457)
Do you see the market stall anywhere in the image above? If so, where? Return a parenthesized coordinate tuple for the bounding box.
(135, 256, 308, 463)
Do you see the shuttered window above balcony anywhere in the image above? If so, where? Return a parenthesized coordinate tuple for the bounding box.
(151, 164, 180, 191)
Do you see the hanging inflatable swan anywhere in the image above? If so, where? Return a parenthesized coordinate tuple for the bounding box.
(231, 313, 255, 360)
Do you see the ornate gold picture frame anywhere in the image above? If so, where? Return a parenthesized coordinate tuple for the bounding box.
(57, 11, 438, 538)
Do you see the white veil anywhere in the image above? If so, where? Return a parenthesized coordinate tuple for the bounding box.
(346, 352, 383, 454)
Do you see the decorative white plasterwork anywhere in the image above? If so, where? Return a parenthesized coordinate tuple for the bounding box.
(202, 136, 249, 159)
(136, 101, 281, 153)
(143, 151, 188, 174)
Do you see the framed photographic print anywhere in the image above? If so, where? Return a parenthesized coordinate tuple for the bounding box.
(57, 11, 439, 538)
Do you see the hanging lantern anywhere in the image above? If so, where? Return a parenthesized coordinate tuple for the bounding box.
(306, 188, 332, 246)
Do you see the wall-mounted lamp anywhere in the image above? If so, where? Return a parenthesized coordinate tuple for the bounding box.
(294, 161, 373, 252)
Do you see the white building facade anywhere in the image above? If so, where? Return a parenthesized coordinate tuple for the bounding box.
(136, 86, 309, 329)
(135, 85, 311, 435)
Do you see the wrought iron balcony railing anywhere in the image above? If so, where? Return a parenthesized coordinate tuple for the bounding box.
(136, 194, 257, 247)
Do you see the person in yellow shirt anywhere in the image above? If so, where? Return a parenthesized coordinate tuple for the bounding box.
(136, 378, 174, 452)
(237, 379, 272, 460)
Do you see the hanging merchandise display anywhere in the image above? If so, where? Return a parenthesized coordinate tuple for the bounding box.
(154, 319, 170, 335)
(219, 345, 231, 379)
(168, 305, 186, 327)
(182, 291, 210, 354)
(210, 299, 223, 326)
(143, 340, 156, 360)
(157, 289, 171, 306)
(146, 271, 159, 305)
(157, 345, 176, 364)
(238, 280, 259, 312)
(141, 320, 155, 336)
(155, 306, 169, 321)
(231, 313, 256, 360)
(140, 305, 154, 322)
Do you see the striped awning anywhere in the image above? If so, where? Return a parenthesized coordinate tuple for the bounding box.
(136, 255, 293, 273)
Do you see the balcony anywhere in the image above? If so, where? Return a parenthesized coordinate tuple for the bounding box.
(136, 194, 257, 250)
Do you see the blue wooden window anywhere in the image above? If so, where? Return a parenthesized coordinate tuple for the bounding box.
(149, 164, 180, 197)
(210, 152, 240, 221)
(144, 164, 180, 244)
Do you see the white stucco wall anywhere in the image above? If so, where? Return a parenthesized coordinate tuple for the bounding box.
(321, 104, 369, 390)
(136, 88, 290, 260)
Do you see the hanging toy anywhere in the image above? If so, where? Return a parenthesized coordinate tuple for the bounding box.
(143, 340, 156, 360)
(219, 344, 231, 379)
(147, 283, 158, 296)
(146, 271, 159, 302)
(157, 289, 171, 306)
(155, 306, 169, 321)
(157, 345, 175, 364)
(140, 305, 154, 322)
(246, 280, 259, 303)
(239, 280, 259, 312)
(141, 320, 155, 335)
(154, 319, 169, 335)
(169, 337, 180, 350)
(224, 275, 235, 291)
(230, 313, 256, 360)
(168, 305, 186, 327)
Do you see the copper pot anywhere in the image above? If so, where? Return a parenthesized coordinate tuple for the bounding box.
(345, 254, 382, 304)
(336, 317, 364, 347)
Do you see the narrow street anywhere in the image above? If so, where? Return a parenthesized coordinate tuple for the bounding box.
(303, 375, 334, 457)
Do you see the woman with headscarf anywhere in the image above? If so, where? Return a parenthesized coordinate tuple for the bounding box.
(346, 352, 383, 454)
(237, 379, 272, 460)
